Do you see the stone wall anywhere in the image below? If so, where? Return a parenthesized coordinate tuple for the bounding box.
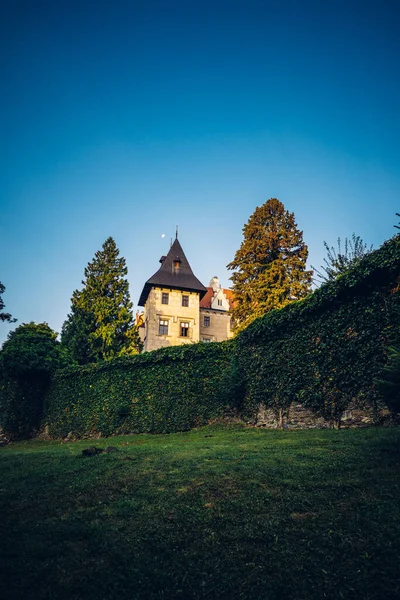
(0, 427, 9, 446)
(253, 401, 391, 429)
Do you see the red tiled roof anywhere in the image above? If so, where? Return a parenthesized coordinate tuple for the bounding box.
(200, 287, 235, 309)
(223, 289, 234, 302)
(224, 289, 237, 309)
(199, 288, 214, 308)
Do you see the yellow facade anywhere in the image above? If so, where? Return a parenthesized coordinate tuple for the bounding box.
(143, 287, 201, 352)
(199, 308, 233, 343)
(138, 239, 234, 352)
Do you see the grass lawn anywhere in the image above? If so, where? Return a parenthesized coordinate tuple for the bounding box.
(1, 425, 399, 600)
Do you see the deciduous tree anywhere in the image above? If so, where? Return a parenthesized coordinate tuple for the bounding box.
(0, 282, 16, 323)
(61, 237, 141, 363)
(312, 233, 372, 284)
(227, 198, 312, 330)
(0, 322, 65, 438)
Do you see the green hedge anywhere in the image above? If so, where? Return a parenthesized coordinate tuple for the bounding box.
(0, 375, 48, 439)
(44, 341, 233, 437)
(43, 235, 400, 437)
(0, 323, 66, 439)
(234, 234, 400, 427)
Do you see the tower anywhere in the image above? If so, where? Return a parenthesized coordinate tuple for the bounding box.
(138, 238, 207, 351)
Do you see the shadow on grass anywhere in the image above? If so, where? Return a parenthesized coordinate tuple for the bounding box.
(1, 426, 399, 600)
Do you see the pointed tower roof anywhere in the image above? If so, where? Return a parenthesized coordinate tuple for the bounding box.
(138, 238, 207, 306)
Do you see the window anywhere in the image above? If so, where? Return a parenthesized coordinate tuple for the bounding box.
(180, 322, 189, 337)
(217, 299, 222, 306)
(161, 293, 169, 305)
(202, 338, 211, 343)
(159, 319, 169, 335)
(182, 295, 189, 307)
(204, 316, 210, 327)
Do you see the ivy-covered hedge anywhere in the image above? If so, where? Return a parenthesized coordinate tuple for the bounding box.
(44, 341, 233, 437)
(234, 235, 400, 427)
(0, 323, 66, 439)
(43, 235, 400, 437)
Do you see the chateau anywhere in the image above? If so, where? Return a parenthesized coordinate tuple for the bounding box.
(138, 237, 234, 352)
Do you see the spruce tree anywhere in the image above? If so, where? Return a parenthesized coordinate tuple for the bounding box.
(61, 237, 141, 363)
(227, 198, 312, 330)
(61, 304, 97, 365)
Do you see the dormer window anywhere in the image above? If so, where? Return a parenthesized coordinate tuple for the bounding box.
(173, 256, 182, 272)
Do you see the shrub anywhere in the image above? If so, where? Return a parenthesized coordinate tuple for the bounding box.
(43, 236, 400, 437)
(375, 346, 400, 418)
(234, 235, 400, 428)
(44, 341, 233, 437)
(0, 323, 66, 438)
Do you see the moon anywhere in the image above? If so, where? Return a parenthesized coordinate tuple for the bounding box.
(161, 233, 165, 238)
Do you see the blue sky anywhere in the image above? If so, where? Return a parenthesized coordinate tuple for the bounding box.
(1, 0, 399, 345)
